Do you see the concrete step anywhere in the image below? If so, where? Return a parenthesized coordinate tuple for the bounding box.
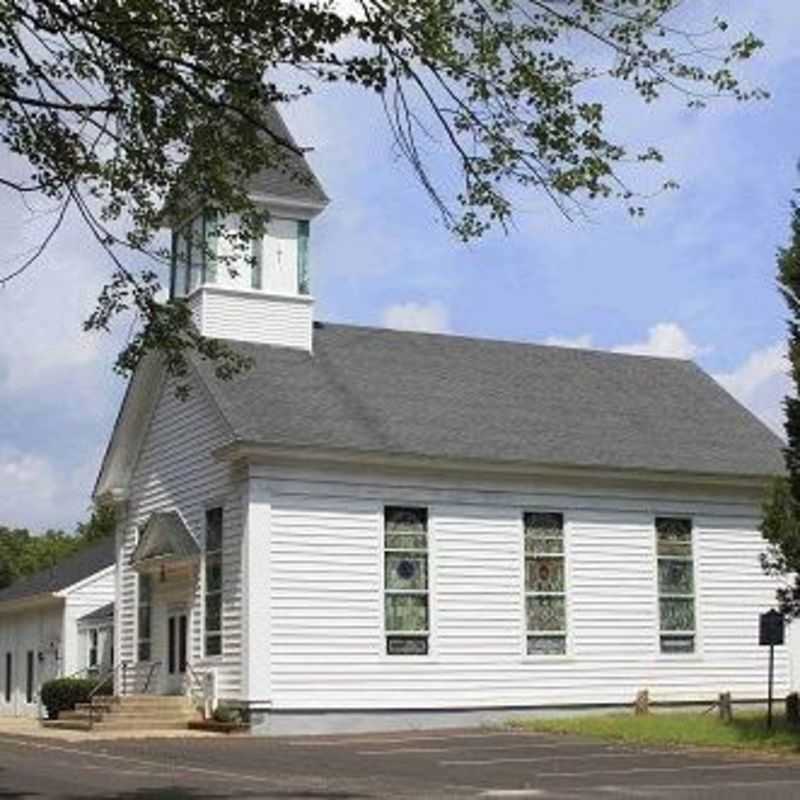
(60, 710, 106, 722)
(114, 704, 195, 715)
(75, 702, 116, 713)
(116, 696, 193, 707)
(89, 719, 192, 731)
(65, 707, 197, 720)
(120, 694, 189, 701)
(104, 709, 199, 719)
(41, 720, 91, 731)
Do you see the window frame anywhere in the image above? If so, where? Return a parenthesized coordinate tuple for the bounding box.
(297, 219, 310, 294)
(204, 506, 224, 659)
(25, 650, 34, 704)
(251, 236, 263, 290)
(4, 652, 11, 703)
(170, 210, 219, 297)
(382, 504, 432, 658)
(137, 573, 152, 662)
(522, 511, 570, 659)
(88, 628, 99, 669)
(655, 515, 698, 657)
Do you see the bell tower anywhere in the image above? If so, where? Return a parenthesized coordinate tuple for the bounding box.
(168, 106, 328, 351)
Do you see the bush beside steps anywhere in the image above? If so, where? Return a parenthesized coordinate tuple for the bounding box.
(40, 676, 113, 720)
(187, 705, 248, 734)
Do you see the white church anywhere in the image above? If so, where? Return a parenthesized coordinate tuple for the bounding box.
(87, 106, 794, 735)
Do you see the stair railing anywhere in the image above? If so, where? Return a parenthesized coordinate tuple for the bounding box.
(142, 660, 162, 694)
(184, 662, 211, 719)
(85, 661, 122, 730)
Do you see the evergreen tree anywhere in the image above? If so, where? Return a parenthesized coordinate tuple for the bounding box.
(761, 188, 800, 616)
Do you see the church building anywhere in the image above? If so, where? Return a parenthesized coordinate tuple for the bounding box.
(93, 106, 792, 735)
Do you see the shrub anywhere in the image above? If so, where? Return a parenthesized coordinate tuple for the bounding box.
(211, 705, 242, 724)
(40, 677, 110, 719)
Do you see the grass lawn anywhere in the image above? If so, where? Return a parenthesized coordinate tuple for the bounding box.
(509, 711, 800, 755)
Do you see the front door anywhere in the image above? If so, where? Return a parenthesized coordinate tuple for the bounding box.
(165, 608, 188, 694)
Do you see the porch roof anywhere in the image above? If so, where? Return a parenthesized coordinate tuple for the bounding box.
(130, 511, 200, 571)
(78, 601, 114, 626)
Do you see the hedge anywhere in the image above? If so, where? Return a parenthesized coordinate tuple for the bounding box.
(40, 675, 113, 719)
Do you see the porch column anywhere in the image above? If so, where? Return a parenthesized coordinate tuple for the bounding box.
(241, 475, 271, 705)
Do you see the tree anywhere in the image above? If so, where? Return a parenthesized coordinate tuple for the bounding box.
(75, 502, 116, 544)
(761, 186, 800, 616)
(0, 503, 115, 590)
(0, 0, 766, 383)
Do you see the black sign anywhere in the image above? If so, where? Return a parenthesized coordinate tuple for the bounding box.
(759, 609, 785, 647)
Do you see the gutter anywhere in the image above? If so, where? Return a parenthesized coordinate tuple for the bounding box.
(0, 593, 64, 615)
(213, 439, 778, 494)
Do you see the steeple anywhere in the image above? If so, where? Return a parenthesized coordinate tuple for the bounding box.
(168, 105, 328, 351)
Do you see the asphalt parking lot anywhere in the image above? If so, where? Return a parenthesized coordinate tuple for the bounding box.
(2, 727, 800, 799)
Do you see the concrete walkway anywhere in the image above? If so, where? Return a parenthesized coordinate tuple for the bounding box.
(0, 716, 218, 741)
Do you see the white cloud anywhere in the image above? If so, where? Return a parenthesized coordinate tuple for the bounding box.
(0, 446, 99, 531)
(713, 341, 790, 436)
(544, 334, 594, 350)
(542, 322, 704, 359)
(612, 322, 706, 360)
(382, 301, 451, 334)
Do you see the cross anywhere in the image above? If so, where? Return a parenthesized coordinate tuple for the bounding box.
(275, 241, 284, 269)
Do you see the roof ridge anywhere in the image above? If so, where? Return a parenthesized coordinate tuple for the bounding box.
(313, 320, 694, 365)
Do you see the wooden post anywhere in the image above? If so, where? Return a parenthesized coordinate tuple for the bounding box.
(634, 689, 650, 715)
(718, 692, 733, 724)
(768, 644, 775, 730)
(786, 692, 800, 725)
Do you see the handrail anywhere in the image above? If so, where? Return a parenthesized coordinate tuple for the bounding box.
(86, 661, 122, 730)
(142, 660, 162, 694)
(184, 662, 208, 719)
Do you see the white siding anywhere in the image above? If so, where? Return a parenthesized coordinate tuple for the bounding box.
(0, 568, 114, 718)
(117, 370, 243, 699)
(260, 469, 789, 711)
(188, 286, 313, 350)
(0, 603, 64, 717)
(61, 566, 115, 676)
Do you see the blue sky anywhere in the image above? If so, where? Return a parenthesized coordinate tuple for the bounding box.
(1, 2, 799, 531)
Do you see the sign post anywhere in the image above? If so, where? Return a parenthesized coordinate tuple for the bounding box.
(759, 609, 785, 730)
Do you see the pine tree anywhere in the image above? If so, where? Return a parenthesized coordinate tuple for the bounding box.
(761, 188, 800, 615)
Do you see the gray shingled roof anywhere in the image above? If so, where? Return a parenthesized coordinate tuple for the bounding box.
(246, 104, 328, 207)
(78, 601, 114, 625)
(195, 322, 784, 478)
(0, 537, 114, 606)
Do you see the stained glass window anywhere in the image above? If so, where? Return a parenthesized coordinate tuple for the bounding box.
(656, 517, 695, 654)
(384, 506, 429, 655)
(524, 512, 566, 655)
(205, 507, 224, 657)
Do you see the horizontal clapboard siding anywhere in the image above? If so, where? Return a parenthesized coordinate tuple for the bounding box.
(190, 287, 313, 350)
(119, 372, 242, 698)
(0, 605, 64, 717)
(265, 477, 789, 711)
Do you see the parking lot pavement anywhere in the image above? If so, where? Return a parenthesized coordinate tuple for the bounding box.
(3, 727, 800, 799)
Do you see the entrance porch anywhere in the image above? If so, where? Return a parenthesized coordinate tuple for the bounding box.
(127, 510, 202, 698)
